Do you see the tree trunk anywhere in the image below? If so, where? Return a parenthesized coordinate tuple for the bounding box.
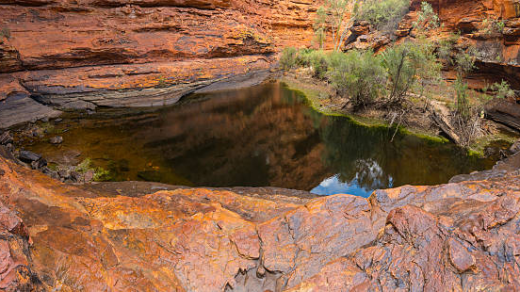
(427, 100, 462, 145)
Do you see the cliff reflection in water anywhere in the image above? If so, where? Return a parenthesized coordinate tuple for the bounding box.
(25, 82, 495, 197)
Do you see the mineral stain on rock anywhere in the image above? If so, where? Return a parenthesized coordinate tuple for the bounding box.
(2, 153, 520, 291)
(2, 0, 520, 290)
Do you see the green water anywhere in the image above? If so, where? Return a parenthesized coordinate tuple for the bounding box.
(23, 82, 498, 197)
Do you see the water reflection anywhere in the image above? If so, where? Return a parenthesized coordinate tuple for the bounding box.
(24, 82, 496, 197)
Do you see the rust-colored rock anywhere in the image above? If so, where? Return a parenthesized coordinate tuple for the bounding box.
(2, 150, 520, 291)
(0, 0, 323, 126)
(0, 0, 321, 105)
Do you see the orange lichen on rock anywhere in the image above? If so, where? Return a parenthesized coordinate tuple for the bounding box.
(2, 153, 520, 291)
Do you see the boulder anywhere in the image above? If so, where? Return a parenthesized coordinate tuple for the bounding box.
(485, 99, 520, 131)
(18, 150, 41, 163)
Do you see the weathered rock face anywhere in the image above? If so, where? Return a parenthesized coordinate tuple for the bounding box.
(0, 0, 322, 127)
(415, 0, 520, 88)
(0, 0, 320, 113)
(4, 0, 520, 128)
(347, 0, 520, 92)
(2, 151, 520, 291)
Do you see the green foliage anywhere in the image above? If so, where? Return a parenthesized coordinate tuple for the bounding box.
(382, 40, 442, 102)
(453, 77, 471, 119)
(316, 0, 351, 51)
(491, 80, 515, 99)
(280, 47, 298, 70)
(382, 44, 416, 100)
(454, 47, 478, 75)
(326, 0, 350, 50)
(157, 76, 168, 88)
(413, 2, 440, 33)
(294, 48, 315, 66)
(450, 47, 478, 121)
(314, 6, 327, 49)
(481, 18, 505, 34)
(93, 168, 113, 181)
(436, 33, 459, 63)
(75, 158, 113, 182)
(0, 27, 10, 39)
(76, 158, 93, 174)
(327, 50, 387, 109)
(357, 0, 409, 31)
(296, 49, 330, 79)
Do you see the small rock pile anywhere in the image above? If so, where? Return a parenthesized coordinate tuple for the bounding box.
(0, 129, 91, 184)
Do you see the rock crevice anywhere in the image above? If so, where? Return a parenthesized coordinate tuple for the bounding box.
(1, 154, 520, 291)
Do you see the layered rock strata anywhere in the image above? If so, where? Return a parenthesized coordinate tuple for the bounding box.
(0, 0, 321, 127)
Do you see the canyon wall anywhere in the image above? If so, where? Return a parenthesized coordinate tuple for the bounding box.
(421, 0, 520, 86)
(0, 0, 321, 127)
(3, 0, 520, 128)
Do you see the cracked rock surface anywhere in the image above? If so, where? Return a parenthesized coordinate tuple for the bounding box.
(2, 153, 520, 291)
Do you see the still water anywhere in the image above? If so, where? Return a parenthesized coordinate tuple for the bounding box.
(25, 82, 496, 197)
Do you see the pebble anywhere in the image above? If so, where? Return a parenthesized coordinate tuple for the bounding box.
(49, 136, 64, 145)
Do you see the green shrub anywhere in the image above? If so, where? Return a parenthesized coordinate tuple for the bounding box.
(491, 80, 515, 99)
(454, 47, 478, 74)
(157, 76, 168, 88)
(413, 2, 440, 32)
(309, 51, 329, 79)
(291, 49, 330, 79)
(314, 6, 327, 49)
(437, 34, 459, 63)
(297, 50, 329, 79)
(323, 0, 350, 51)
(327, 50, 387, 109)
(481, 18, 505, 34)
(93, 167, 113, 181)
(454, 78, 471, 119)
(451, 47, 479, 122)
(280, 47, 298, 70)
(382, 40, 442, 102)
(76, 158, 93, 174)
(295, 48, 315, 67)
(357, 0, 409, 31)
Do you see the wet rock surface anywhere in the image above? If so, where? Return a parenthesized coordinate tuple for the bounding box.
(18, 150, 41, 163)
(48, 136, 63, 144)
(1, 151, 520, 291)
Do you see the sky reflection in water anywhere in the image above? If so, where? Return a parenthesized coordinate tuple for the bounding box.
(23, 82, 496, 196)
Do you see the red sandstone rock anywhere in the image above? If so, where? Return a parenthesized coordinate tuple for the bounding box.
(1, 153, 520, 291)
(0, 0, 324, 126)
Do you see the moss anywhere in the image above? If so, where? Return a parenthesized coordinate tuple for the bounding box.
(76, 158, 114, 181)
(47, 162, 58, 171)
(281, 77, 446, 143)
(76, 158, 93, 174)
(467, 148, 482, 158)
(38, 122, 60, 135)
(93, 167, 113, 181)
(399, 127, 449, 144)
(468, 132, 518, 157)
